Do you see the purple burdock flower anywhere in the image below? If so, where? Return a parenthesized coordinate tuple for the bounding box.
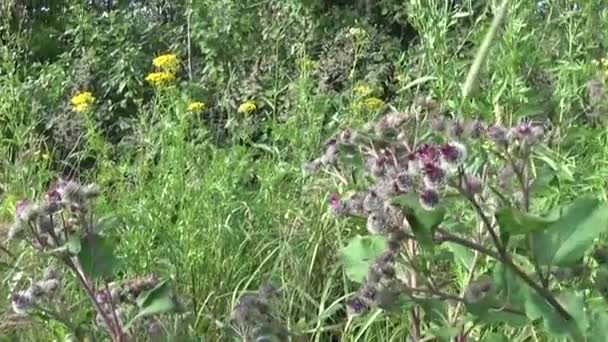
(467, 118, 485, 138)
(416, 144, 441, 166)
(488, 124, 509, 147)
(440, 142, 466, 167)
(419, 188, 440, 210)
(513, 120, 544, 145)
(11, 291, 33, 314)
(346, 295, 369, 317)
(359, 283, 378, 303)
(328, 194, 347, 217)
(15, 200, 30, 221)
(422, 163, 446, 188)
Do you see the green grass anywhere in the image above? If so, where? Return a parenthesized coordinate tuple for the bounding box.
(2, 1, 608, 341)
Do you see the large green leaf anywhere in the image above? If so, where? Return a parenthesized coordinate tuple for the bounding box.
(392, 194, 445, 246)
(532, 197, 608, 266)
(127, 280, 181, 329)
(587, 309, 608, 342)
(523, 288, 584, 339)
(340, 235, 387, 283)
(495, 207, 556, 235)
(77, 234, 119, 280)
(445, 242, 475, 272)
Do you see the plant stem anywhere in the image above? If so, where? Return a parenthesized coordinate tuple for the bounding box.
(64, 258, 120, 341)
(434, 229, 572, 321)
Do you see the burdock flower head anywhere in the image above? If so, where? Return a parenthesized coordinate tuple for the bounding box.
(439, 142, 467, 168)
(418, 187, 440, 210)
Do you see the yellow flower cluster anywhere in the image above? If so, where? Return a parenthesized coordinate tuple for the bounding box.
(238, 100, 257, 114)
(354, 83, 374, 98)
(145, 71, 176, 86)
(152, 53, 179, 73)
(348, 27, 366, 39)
(296, 57, 315, 72)
(70, 91, 95, 113)
(356, 97, 384, 111)
(187, 101, 206, 112)
(146, 53, 179, 87)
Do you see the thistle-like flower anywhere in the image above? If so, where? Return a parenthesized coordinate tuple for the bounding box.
(419, 188, 440, 210)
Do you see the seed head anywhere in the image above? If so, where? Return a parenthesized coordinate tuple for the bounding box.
(488, 125, 509, 147)
(448, 120, 465, 139)
(366, 212, 387, 234)
(363, 191, 383, 213)
(463, 174, 483, 197)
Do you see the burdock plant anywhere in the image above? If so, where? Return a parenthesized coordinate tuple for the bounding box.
(2, 180, 183, 341)
(305, 103, 608, 340)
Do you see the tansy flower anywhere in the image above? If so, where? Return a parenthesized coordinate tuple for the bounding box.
(348, 27, 366, 38)
(238, 100, 257, 115)
(357, 97, 384, 111)
(296, 58, 315, 72)
(152, 53, 179, 73)
(70, 91, 95, 113)
(145, 71, 176, 87)
(354, 83, 374, 97)
(187, 101, 206, 112)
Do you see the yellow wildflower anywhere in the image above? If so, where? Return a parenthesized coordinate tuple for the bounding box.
(358, 97, 384, 111)
(296, 57, 315, 72)
(152, 53, 179, 73)
(348, 27, 366, 39)
(354, 83, 374, 97)
(70, 91, 95, 113)
(187, 101, 206, 112)
(238, 100, 257, 114)
(145, 71, 176, 86)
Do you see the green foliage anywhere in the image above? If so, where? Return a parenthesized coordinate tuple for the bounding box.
(77, 233, 120, 280)
(340, 235, 387, 283)
(532, 196, 608, 267)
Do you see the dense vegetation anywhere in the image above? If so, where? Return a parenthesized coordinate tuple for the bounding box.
(1, 0, 608, 341)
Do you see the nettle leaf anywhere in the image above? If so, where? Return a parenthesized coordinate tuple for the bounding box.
(495, 207, 556, 235)
(532, 197, 608, 266)
(340, 235, 387, 283)
(77, 234, 119, 280)
(392, 194, 445, 246)
(427, 326, 459, 341)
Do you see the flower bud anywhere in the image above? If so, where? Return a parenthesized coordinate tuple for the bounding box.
(363, 191, 383, 213)
(328, 194, 347, 217)
(11, 291, 33, 314)
(346, 295, 369, 317)
(463, 174, 483, 197)
(366, 212, 387, 234)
